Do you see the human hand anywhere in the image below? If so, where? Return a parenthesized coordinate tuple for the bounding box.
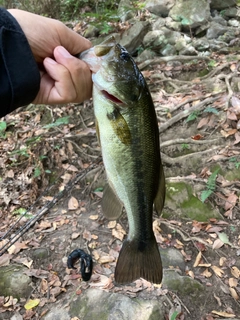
(8, 9, 92, 104)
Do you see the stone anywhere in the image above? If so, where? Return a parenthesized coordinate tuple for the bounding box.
(83, 25, 99, 38)
(160, 43, 177, 56)
(135, 49, 157, 62)
(0, 264, 32, 299)
(164, 181, 222, 221)
(145, 0, 175, 17)
(169, 0, 210, 29)
(117, 0, 135, 22)
(120, 21, 150, 54)
(206, 22, 231, 39)
(161, 248, 186, 272)
(152, 17, 165, 30)
(210, 0, 236, 10)
(192, 38, 210, 51)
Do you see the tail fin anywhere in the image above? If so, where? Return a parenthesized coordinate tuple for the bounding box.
(114, 238, 162, 284)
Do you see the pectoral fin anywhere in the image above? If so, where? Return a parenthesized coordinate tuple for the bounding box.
(101, 182, 123, 220)
(154, 163, 165, 215)
(107, 108, 131, 145)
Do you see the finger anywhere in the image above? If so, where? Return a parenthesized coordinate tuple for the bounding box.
(57, 22, 92, 55)
(53, 46, 92, 102)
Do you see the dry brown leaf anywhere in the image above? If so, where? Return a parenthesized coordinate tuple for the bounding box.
(112, 223, 126, 241)
(219, 257, 227, 267)
(71, 232, 80, 240)
(89, 214, 99, 220)
(68, 196, 79, 210)
(229, 287, 239, 300)
(229, 278, 238, 288)
(211, 265, 224, 277)
(212, 238, 224, 249)
(98, 255, 115, 264)
(231, 266, 240, 278)
(201, 268, 212, 278)
(107, 221, 117, 229)
(225, 193, 238, 210)
(234, 132, 240, 144)
(83, 229, 92, 241)
(211, 310, 235, 317)
(198, 263, 211, 267)
(193, 251, 202, 267)
(188, 270, 194, 279)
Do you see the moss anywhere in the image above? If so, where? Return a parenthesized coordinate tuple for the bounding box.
(165, 181, 221, 222)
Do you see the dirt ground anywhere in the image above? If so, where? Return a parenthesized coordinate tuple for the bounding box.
(0, 52, 240, 319)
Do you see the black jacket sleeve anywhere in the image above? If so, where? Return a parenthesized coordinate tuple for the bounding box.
(0, 8, 40, 117)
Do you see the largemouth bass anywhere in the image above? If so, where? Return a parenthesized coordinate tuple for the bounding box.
(80, 37, 165, 284)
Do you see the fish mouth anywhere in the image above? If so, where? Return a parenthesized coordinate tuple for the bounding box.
(102, 90, 123, 104)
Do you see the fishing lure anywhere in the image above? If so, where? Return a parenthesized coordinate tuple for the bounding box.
(67, 249, 93, 281)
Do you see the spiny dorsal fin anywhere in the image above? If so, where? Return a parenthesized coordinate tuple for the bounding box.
(101, 182, 123, 220)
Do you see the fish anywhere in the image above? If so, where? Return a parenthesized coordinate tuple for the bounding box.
(80, 37, 165, 284)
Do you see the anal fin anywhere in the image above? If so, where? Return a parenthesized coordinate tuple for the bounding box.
(101, 182, 123, 220)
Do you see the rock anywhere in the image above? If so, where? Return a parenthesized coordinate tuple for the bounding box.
(43, 289, 169, 320)
(120, 21, 150, 54)
(152, 17, 165, 30)
(164, 181, 222, 221)
(179, 45, 198, 56)
(160, 43, 177, 56)
(135, 49, 157, 62)
(31, 247, 49, 260)
(169, 0, 210, 29)
(162, 270, 204, 295)
(221, 7, 240, 19)
(0, 264, 32, 299)
(228, 19, 240, 27)
(83, 25, 99, 38)
(206, 22, 230, 39)
(143, 27, 181, 51)
(161, 248, 186, 272)
(192, 38, 210, 51)
(210, 0, 236, 10)
(118, 0, 135, 22)
(145, 0, 175, 17)
(165, 17, 182, 31)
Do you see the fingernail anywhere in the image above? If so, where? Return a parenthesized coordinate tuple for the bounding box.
(45, 57, 57, 65)
(57, 46, 72, 58)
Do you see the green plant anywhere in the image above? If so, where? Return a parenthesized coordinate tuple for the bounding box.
(43, 116, 70, 129)
(208, 60, 217, 67)
(186, 111, 200, 123)
(229, 157, 240, 169)
(201, 168, 219, 202)
(0, 121, 7, 138)
(181, 143, 190, 150)
(203, 106, 219, 115)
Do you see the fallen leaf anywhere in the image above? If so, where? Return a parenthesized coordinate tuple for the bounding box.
(24, 299, 40, 310)
(211, 310, 235, 317)
(98, 255, 115, 264)
(89, 215, 99, 220)
(112, 223, 126, 241)
(231, 266, 240, 278)
(3, 296, 18, 307)
(212, 238, 224, 249)
(107, 221, 117, 229)
(201, 268, 212, 278)
(68, 196, 79, 210)
(229, 287, 239, 300)
(211, 265, 224, 277)
(71, 232, 80, 240)
(193, 251, 202, 267)
(229, 278, 238, 287)
(219, 257, 227, 267)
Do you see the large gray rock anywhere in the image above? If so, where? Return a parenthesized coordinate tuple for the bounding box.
(119, 21, 150, 54)
(143, 27, 181, 50)
(145, 0, 175, 17)
(43, 289, 169, 320)
(206, 22, 234, 40)
(210, 0, 236, 10)
(169, 0, 210, 29)
(0, 264, 32, 299)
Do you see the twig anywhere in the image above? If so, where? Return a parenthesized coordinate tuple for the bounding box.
(161, 138, 220, 148)
(159, 95, 220, 133)
(161, 146, 220, 165)
(138, 55, 210, 70)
